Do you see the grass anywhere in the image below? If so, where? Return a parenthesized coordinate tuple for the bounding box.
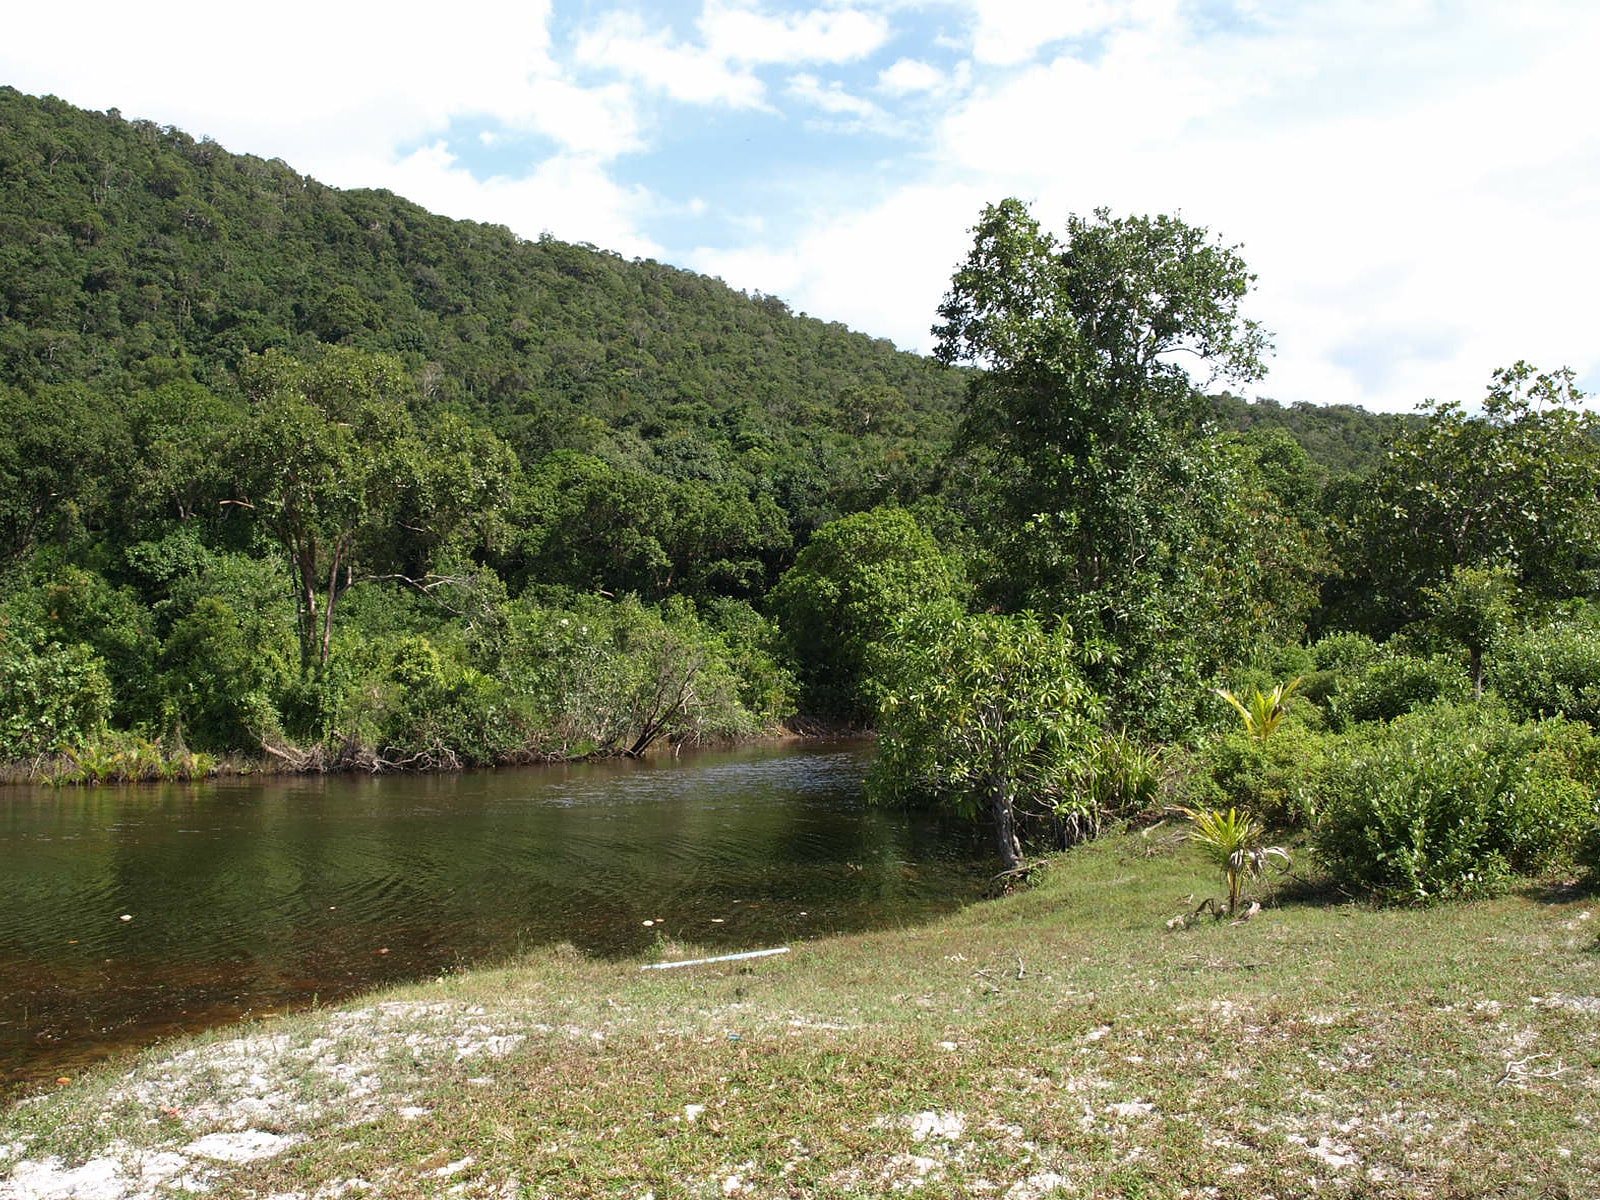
(3, 831, 1598, 1198)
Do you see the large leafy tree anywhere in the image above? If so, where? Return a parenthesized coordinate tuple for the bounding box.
(0, 382, 121, 569)
(766, 506, 961, 721)
(234, 347, 419, 672)
(933, 200, 1272, 729)
(1331, 363, 1600, 634)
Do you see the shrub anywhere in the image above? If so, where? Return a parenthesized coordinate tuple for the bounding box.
(1493, 619, 1600, 726)
(159, 595, 295, 751)
(1298, 632, 1382, 709)
(1195, 721, 1330, 830)
(1313, 704, 1598, 903)
(1311, 631, 1383, 673)
(699, 598, 798, 730)
(768, 506, 961, 722)
(1177, 805, 1291, 916)
(0, 617, 113, 760)
(1332, 652, 1471, 728)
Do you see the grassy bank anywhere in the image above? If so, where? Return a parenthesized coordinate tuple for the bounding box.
(3, 832, 1597, 1199)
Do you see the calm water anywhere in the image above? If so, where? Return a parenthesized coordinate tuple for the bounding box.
(0, 742, 988, 1095)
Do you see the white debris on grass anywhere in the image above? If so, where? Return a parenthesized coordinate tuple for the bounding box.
(1104, 1101, 1155, 1119)
(3, 1155, 130, 1200)
(430, 1156, 473, 1178)
(891, 1111, 965, 1142)
(263, 1179, 374, 1200)
(719, 1162, 756, 1195)
(185, 1130, 302, 1163)
(1533, 993, 1600, 1015)
(0, 1147, 206, 1200)
(0, 997, 554, 1200)
(1288, 1132, 1361, 1169)
(1005, 1170, 1072, 1198)
(880, 1153, 943, 1190)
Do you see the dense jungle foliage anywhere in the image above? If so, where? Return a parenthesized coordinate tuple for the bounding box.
(2, 88, 1596, 901)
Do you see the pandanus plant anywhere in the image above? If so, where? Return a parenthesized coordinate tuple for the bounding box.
(1176, 805, 1291, 917)
(1215, 677, 1302, 742)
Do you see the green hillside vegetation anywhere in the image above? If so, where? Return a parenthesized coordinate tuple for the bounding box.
(0, 86, 963, 539)
(2, 87, 1598, 911)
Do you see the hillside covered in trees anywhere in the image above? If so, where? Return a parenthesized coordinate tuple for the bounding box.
(4, 86, 1597, 907)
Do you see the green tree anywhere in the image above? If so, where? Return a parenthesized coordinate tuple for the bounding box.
(108, 377, 243, 545)
(933, 200, 1271, 730)
(233, 347, 419, 672)
(1333, 363, 1599, 634)
(867, 605, 1103, 870)
(0, 383, 120, 568)
(766, 506, 961, 721)
(390, 409, 520, 579)
(0, 614, 113, 759)
(1423, 565, 1517, 700)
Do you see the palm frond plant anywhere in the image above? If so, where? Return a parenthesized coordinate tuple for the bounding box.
(1175, 805, 1291, 917)
(1215, 677, 1303, 741)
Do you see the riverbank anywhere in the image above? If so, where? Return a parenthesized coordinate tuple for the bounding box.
(3, 831, 1597, 1199)
(0, 723, 857, 788)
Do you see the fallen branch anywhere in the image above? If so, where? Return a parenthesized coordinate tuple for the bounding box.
(1495, 1053, 1573, 1087)
(641, 947, 790, 971)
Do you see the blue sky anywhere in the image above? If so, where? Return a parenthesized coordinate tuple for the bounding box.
(4, 0, 1597, 412)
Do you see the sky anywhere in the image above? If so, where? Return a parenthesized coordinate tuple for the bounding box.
(4, 0, 1597, 413)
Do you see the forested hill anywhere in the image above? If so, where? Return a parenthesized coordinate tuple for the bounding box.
(1210, 394, 1417, 480)
(0, 86, 966, 531)
(0, 87, 1410, 489)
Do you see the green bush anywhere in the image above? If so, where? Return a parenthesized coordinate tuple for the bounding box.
(1332, 652, 1471, 728)
(768, 506, 961, 722)
(0, 617, 113, 760)
(159, 595, 295, 751)
(8, 567, 161, 730)
(1298, 632, 1382, 709)
(370, 635, 532, 766)
(1313, 704, 1599, 903)
(1493, 619, 1600, 726)
(700, 598, 798, 730)
(1310, 631, 1383, 673)
(1195, 721, 1330, 829)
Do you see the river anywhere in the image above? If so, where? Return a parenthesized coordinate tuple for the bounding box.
(0, 741, 990, 1096)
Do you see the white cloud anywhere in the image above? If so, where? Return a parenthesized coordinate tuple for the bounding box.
(787, 74, 884, 120)
(574, 11, 768, 108)
(877, 58, 948, 96)
(572, 3, 892, 111)
(780, 0, 1600, 412)
(0, 0, 661, 253)
(690, 181, 993, 351)
(375, 142, 663, 262)
(0, 0, 568, 172)
(3, 0, 1598, 414)
(965, 0, 1133, 66)
(514, 75, 645, 159)
(701, 2, 892, 64)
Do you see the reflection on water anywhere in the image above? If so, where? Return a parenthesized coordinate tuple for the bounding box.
(0, 741, 988, 1095)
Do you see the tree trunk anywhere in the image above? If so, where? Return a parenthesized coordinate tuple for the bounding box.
(989, 777, 1023, 871)
(1470, 645, 1484, 701)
